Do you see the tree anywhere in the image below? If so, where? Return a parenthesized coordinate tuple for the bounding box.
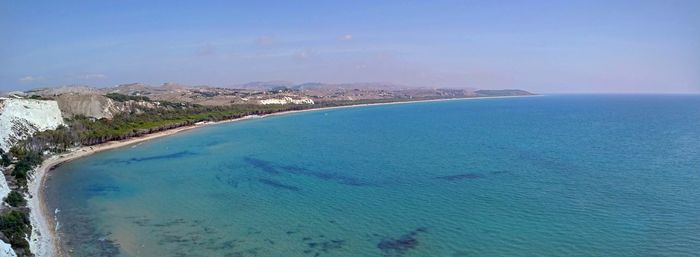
(3, 191, 26, 207)
(0, 210, 31, 252)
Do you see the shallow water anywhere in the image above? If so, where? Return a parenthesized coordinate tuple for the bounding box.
(45, 95, 700, 256)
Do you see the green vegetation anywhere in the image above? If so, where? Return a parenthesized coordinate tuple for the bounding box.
(4, 191, 26, 207)
(269, 86, 296, 93)
(105, 92, 151, 102)
(7, 146, 43, 188)
(194, 91, 219, 97)
(66, 103, 314, 145)
(29, 95, 52, 100)
(0, 210, 31, 253)
(0, 149, 11, 167)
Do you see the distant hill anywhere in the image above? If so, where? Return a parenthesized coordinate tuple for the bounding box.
(21, 83, 534, 119)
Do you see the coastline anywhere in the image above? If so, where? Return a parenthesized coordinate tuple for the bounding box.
(26, 94, 536, 256)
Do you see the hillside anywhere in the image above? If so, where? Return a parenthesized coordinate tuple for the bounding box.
(26, 83, 533, 109)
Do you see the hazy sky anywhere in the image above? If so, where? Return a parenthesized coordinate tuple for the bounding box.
(1, 0, 699, 93)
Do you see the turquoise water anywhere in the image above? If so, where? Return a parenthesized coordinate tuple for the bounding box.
(45, 95, 700, 256)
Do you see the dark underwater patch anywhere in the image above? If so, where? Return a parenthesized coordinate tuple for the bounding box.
(244, 157, 372, 186)
(152, 218, 188, 228)
(129, 151, 197, 162)
(309, 239, 345, 252)
(377, 227, 428, 255)
(101, 151, 197, 165)
(279, 165, 307, 173)
(54, 209, 121, 256)
(244, 157, 281, 174)
(434, 173, 483, 181)
(49, 162, 64, 171)
(308, 171, 366, 186)
(83, 184, 121, 195)
(258, 178, 301, 191)
(121, 216, 255, 254)
(298, 233, 346, 256)
(215, 173, 242, 188)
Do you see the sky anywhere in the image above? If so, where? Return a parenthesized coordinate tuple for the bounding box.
(1, 0, 699, 93)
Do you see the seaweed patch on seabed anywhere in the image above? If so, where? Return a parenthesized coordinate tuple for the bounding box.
(83, 183, 121, 196)
(49, 162, 64, 170)
(103, 151, 197, 165)
(215, 173, 243, 188)
(243, 156, 281, 174)
(434, 173, 484, 181)
(258, 178, 301, 191)
(300, 234, 346, 256)
(243, 156, 373, 186)
(125, 216, 260, 256)
(281, 165, 373, 186)
(57, 211, 121, 256)
(377, 227, 428, 256)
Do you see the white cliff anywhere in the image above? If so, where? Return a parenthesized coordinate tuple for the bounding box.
(54, 93, 161, 119)
(0, 168, 17, 257)
(0, 98, 65, 152)
(0, 240, 17, 257)
(0, 168, 8, 201)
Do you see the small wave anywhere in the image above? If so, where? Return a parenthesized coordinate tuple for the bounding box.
(54, 208, 61, 231)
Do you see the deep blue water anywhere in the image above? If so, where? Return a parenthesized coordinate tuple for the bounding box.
(45, 95, 700, 256)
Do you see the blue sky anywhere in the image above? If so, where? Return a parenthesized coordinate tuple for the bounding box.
(1, 0, 699, 93)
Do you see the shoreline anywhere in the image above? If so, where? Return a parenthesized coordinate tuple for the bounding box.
(27, 94, 536, 256)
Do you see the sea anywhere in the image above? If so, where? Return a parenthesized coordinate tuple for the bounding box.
(44, 95, 700, 256)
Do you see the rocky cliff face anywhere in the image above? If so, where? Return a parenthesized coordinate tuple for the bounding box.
(54, 93, 161, 119)
(0, 98, 65, 151)
(54, 93, 117, 119)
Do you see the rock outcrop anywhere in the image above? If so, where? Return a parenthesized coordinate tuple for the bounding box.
(54, 93, 162, 119)
(0, 98, 65, 151)
(53, 93, 118, 119)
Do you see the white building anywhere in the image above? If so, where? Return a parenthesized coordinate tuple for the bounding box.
(259, 97, 314, 105)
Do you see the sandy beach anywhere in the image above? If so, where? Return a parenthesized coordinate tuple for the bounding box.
(26, 95, 535, 256)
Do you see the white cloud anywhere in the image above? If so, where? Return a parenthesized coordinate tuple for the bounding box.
(339, 34, 353, 41)
(19, 76, 41, 83)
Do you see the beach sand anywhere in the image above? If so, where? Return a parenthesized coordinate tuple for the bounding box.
(26, 95, 535, 256)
